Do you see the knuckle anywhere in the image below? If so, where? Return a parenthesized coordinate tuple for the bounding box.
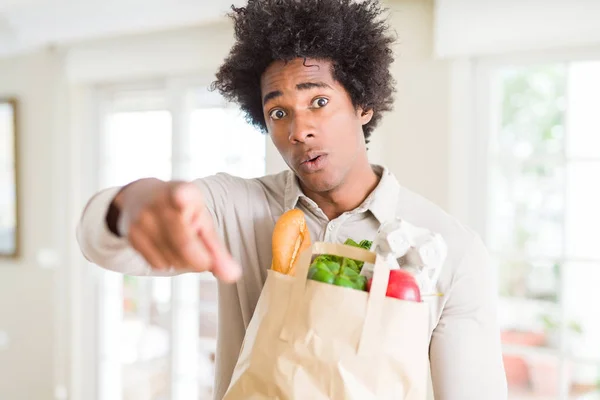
(154, 187, 171, 207)
(165, 207, 183, 223)
(136, 207, 154, 225)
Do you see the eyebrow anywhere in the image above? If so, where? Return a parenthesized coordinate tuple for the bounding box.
(262, 81, 333, 105)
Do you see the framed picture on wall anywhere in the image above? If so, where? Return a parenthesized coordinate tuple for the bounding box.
(0, 98, 19, 258)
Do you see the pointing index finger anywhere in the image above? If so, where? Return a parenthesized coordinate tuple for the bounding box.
(194, 208, 242, 283)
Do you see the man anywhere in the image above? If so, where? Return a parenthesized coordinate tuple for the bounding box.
(77, 0, 508, 398)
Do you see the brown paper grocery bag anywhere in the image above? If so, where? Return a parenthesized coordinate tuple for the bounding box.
(223, 242, 430, 400)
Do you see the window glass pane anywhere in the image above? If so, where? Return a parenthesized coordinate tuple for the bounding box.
(122, 277, 171, 400)
(0, 103, 16, 255)
(0, 163, 16, 254)
(188, 108, 266, 179)
(488, 159, 564, 258)
(566, 61, 600, 159)
(503, 352, 561, 399)
(99, 271, 123, 400)
(500, 296, 560, 350)
(101, 110, 172, 187)
(171, 275, 200, 400)
(0, 103, 14, 163)
(498, 257, 560, 302)
(567, 361, 600, 399)
(565, 161, 600, 260)
(488, 64, 567, 261)
(492, 64, 566, 159)
(104, 111, 172, 162)
(563, 262, 600, 361)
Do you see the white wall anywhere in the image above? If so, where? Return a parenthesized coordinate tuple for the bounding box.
(378, 0, 451, 210)
(0, 49, 69, 400)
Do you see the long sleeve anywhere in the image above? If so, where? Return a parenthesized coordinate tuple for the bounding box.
(75, 186, 179, 276)
(429, 235, 508, 399)
(75, 173, 241, 277)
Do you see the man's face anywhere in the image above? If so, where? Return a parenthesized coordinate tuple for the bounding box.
(260, 58, 373, 193)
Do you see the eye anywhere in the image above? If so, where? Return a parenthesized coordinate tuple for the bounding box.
(311, 97, 329, 108)
(269, 109, 286, 120)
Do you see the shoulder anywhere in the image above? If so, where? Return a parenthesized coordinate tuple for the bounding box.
(193, 170, 289, 197)
(191, 171, 291, 241)
(191, 170, 291, 222)
(395, 185, 487, 289)
(396, 185, 478, 253)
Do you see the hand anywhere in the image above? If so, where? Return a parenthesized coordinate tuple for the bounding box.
(114, 178, 241, 282)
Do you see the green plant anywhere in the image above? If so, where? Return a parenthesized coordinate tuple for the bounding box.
(538, 313, 583, 335)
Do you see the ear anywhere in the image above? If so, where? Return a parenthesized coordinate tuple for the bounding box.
(358, 107, 374, 125)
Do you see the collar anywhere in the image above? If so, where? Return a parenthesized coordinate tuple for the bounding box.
(283, 164, 400, 224)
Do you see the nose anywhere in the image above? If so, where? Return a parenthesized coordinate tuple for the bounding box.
(288, 111, 316, 143)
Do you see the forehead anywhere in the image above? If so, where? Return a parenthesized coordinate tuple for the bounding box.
(260, 58, 335, 92)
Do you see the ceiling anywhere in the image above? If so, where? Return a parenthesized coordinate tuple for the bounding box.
(0, 0, 245, 58)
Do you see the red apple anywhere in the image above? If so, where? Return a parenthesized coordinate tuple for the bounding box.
(367, 269, 421, 302)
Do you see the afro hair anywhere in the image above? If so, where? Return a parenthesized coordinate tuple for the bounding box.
(211, 0, 397, 143)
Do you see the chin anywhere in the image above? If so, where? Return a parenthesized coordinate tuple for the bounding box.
(298, 171, 340, 194)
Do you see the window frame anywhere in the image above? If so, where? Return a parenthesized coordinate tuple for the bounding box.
(469, 46, 600, 399)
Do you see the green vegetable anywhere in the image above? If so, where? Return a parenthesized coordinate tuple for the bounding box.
(325, 261, 340, 274)
(358, 239, 372, 250)
(353, 275, 367, 291)
(307, 237, 373, 292)
(314, 261, 329, 272)
(341, 264, 359, 278)
(342, 238, 373, 271)
(343, 258, 360, 274)
(310, 268, 336, 284)
(333, 275, 355, 289)
(344, 238, 361, 248)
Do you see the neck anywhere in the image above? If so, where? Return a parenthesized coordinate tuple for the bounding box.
(300, 160, 380, 220)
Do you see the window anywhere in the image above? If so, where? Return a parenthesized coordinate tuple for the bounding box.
(482, 60, 600, 399)
(95, 81, 266, 400)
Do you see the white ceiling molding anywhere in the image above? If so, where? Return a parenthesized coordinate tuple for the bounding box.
(0, 0, 245, 58)
(64, 24, 234, 84)
(0, 0, 53, 12)
(434, 0, 600, 58)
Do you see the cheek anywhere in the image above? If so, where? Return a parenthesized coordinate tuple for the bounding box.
(329, 106, 359, 129)
(327, 110, 362, 144)
(269, 127, 293, 157)
(271, 135, 286, 154)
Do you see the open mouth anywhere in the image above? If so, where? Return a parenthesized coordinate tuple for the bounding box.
(299, 153, 327, 172)
(303, 155, 322, 164)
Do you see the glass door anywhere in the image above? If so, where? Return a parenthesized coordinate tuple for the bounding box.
(94, 81, 266, 400)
